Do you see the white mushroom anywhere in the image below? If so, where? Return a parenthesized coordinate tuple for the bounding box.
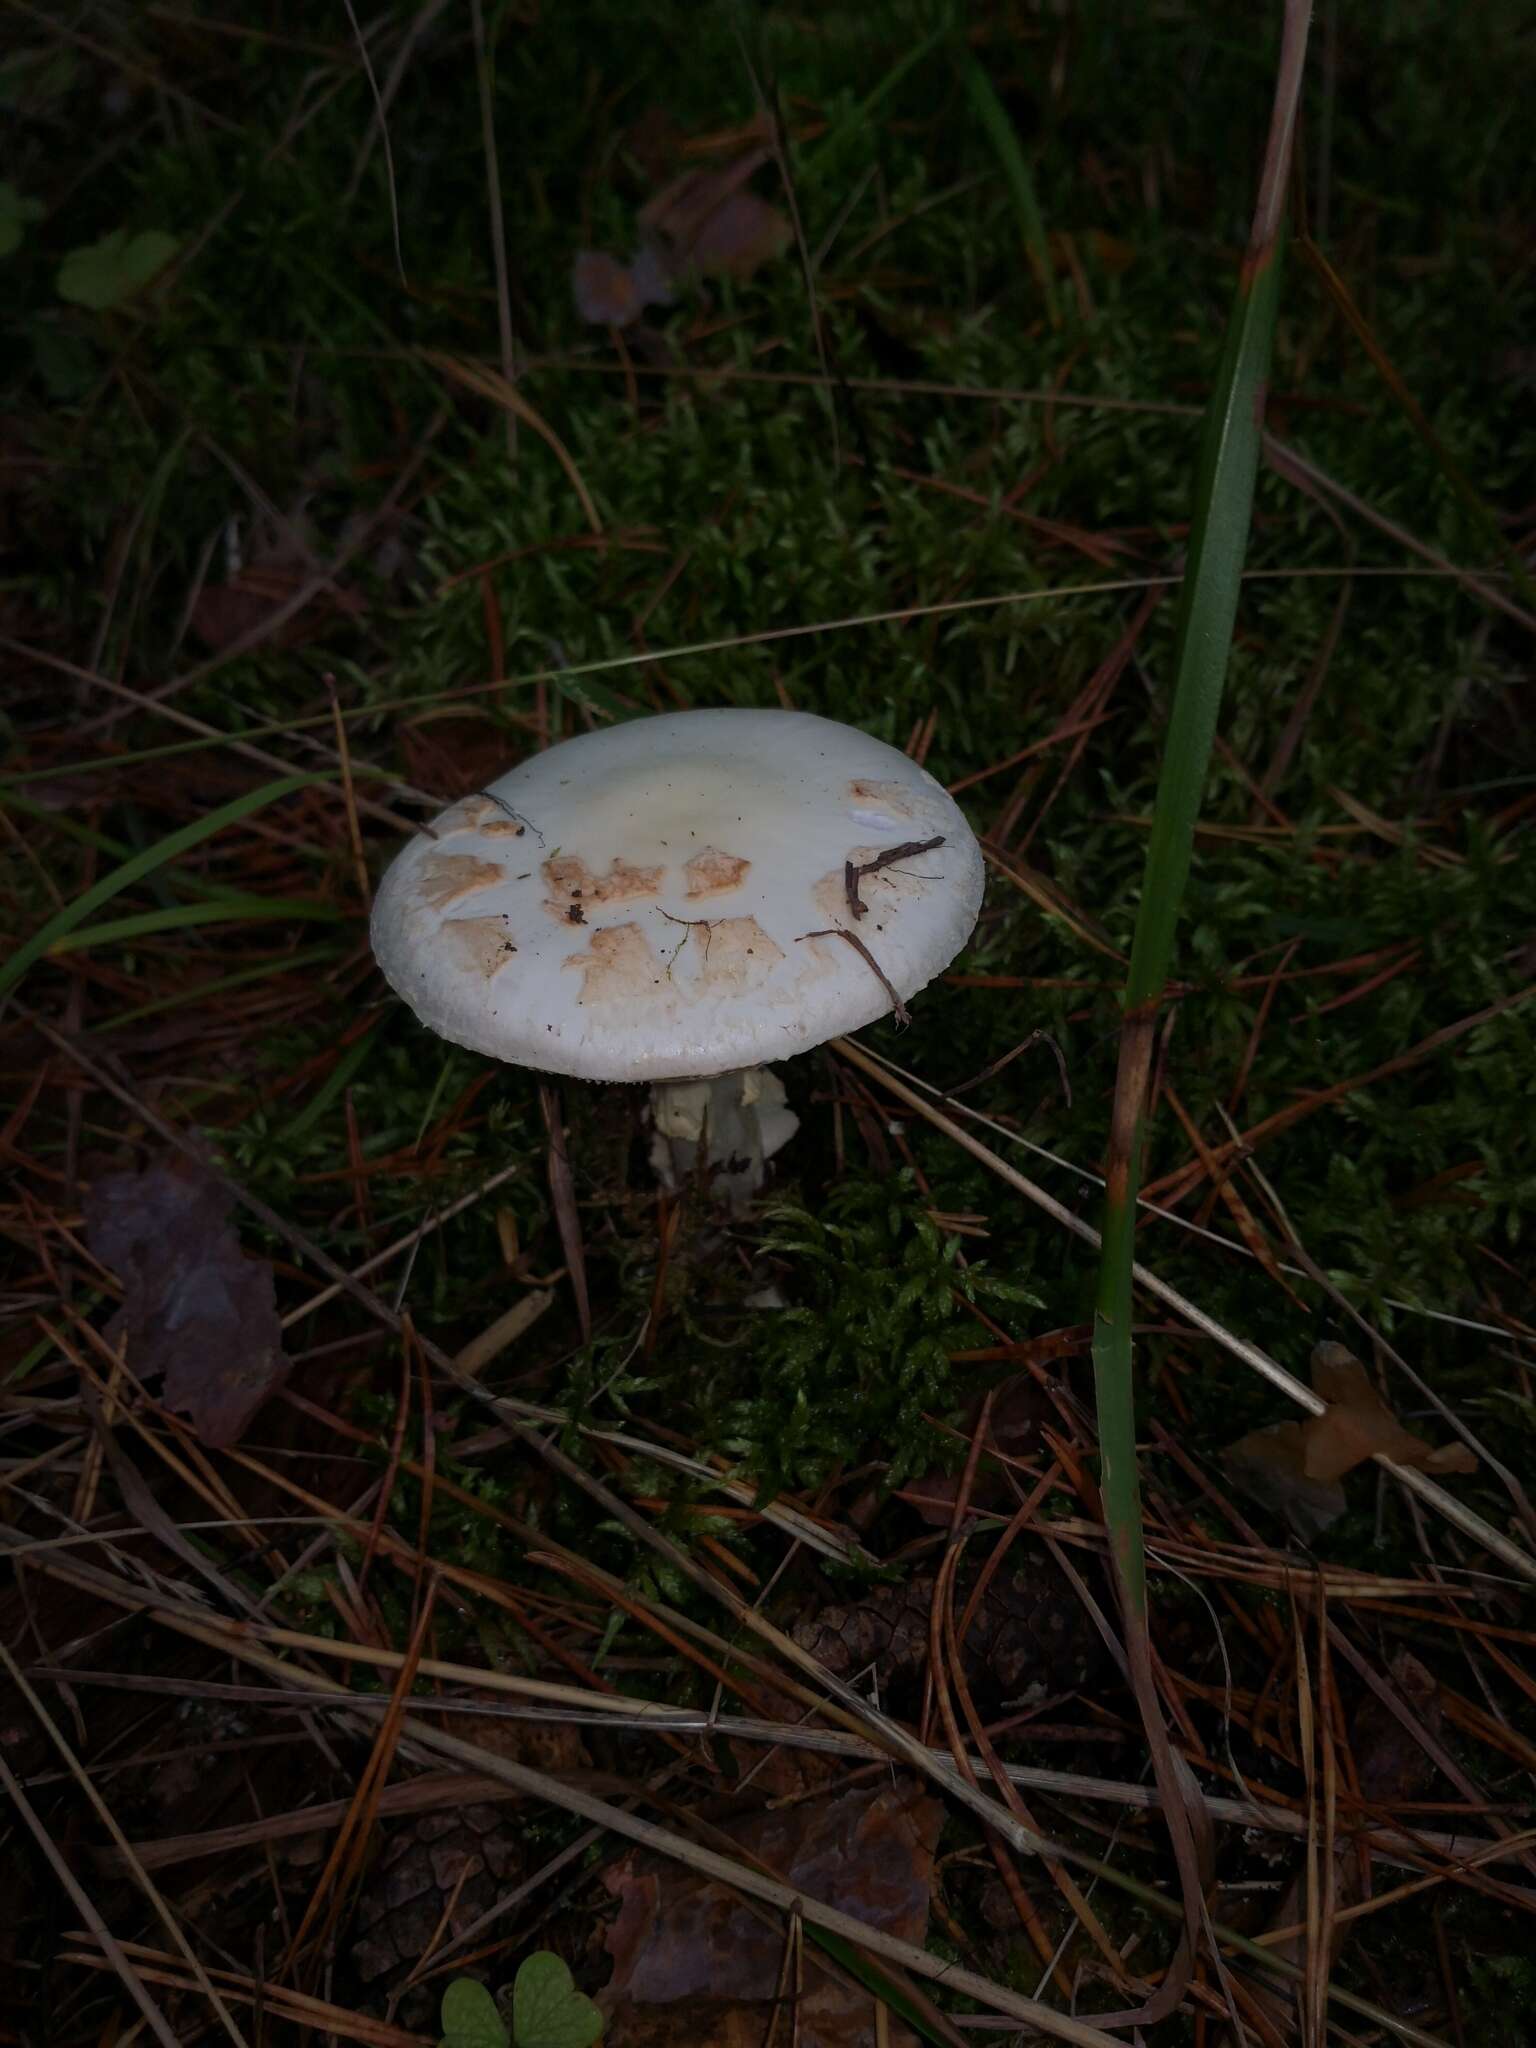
(371, 708, 984, 1206)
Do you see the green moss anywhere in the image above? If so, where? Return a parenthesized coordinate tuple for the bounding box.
(693, 1170, 1041, 1497)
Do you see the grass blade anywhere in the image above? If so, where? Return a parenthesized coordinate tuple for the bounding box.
(1092, 0, 1311, 1619)
(48, 898, 345, 956)
(953, 44, 1059, 330)
(804, 21, 953, 188)
(805, 1927, 956, 2047)
(276, 1020, 384, 1145)
(1085, 1, 1314, 2021)
(110, 945, 344, 1028)
(0, 775, 316, 1002)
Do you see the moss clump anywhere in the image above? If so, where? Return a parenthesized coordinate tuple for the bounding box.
(686, 1171, 1040, 1499)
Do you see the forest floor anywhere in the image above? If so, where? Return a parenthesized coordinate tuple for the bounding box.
(3, 4, 1536, 2044)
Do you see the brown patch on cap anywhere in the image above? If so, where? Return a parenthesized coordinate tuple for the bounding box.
(683, 846, 751, 898)
(567, 923, 667, 1004)
(814, 845, 932, 925)
(440, 915, 518, 979)
(435, 795, 528, 840)
(692, 917, 784, 991)
(849, 777, 916, 819)
(416, 853, 507, 910)
(543, 852, 664, 921)
(435, 795, 499, 834)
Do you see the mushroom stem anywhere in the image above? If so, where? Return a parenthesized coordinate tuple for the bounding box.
(647, 1066, 799, 1212)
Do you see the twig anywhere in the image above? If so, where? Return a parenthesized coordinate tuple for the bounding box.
(843, 837, 944, 920)
(0, 1639, 252, 2045)
(53, 1677, 1536, 1879)
(280, 1159, 523, 1327)
(58, 1618, 1144, 2048)
(427, 352, 602, 536)
(539, 1083, 590, 1343)
(344, 0, 453, 204)
(799, 928, 910, 1023)
(327, 673, 371, 909)
(59, 1939, 427, 2048)
(0, 1753, 186, 2048)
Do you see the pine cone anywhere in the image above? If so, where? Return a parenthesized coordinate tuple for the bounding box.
(352, 1800, 524, 1987)
(793, 1564, 1101, 1708)
(351, 1714, 587, 2016)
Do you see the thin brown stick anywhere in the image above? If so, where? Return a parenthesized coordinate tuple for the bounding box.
(59, 1940, 428, 2048)
(799, 928, 910, 1023)
(0, 1648, 252, 2044)
(54, 1667, 1536, 1880)
(114, 1625, 1134, 2046)
(843, 837, 944, 919)
(428, 352, 603, 536)
(539, 1082, 591, 1342)
(0, 1750, 186, 2048)
(328, 673, 372, 909)
(280, 1159, 523, 1326)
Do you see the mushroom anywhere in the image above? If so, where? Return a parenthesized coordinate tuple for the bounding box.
(371, 708, 983, 1208)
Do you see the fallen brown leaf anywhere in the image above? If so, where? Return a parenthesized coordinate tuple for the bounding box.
(601, 1783, 942, 2048)
(1225, 1340, 1477, 1533)
(678, 189, 792, 280)
(84, 1146, 289, 1447)
(573, 127, 790, 336)
(639, 148, 791, 282)
(1224, 1419, 1346, 1540)
(190, 554, 364, 652)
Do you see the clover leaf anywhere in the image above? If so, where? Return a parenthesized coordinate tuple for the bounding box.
(512, 1953, 603, 2048)
(57, 228, 178, 309)
(438, 1976, 509, 2048)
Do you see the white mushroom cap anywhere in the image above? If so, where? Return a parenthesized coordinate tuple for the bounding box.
(371, 708, 984, 1083)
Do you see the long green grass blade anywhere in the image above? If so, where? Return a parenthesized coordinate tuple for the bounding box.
(0, 789, 323, 899)
(804, 1928, 951, 2047)
(953, 45, 1059, 330)
(1090, 4, 1309, 1622)
(47, 896, 344, 956)
(110, 944, 343, 1027)
(276, 1017, 384, 1144)
(0, 774, 316, 1001)
(804, 20, 953, 188)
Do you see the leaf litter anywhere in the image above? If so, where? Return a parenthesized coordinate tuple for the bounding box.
(1225, 1340, 1478, 1537)
(83, 1145, 289, 1447)
(600, 1782, 943, 2048)
(1241, 1648, 1448, 2038)
(793, 1563, 1103, 1713)
(573, 129, 791, 328)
